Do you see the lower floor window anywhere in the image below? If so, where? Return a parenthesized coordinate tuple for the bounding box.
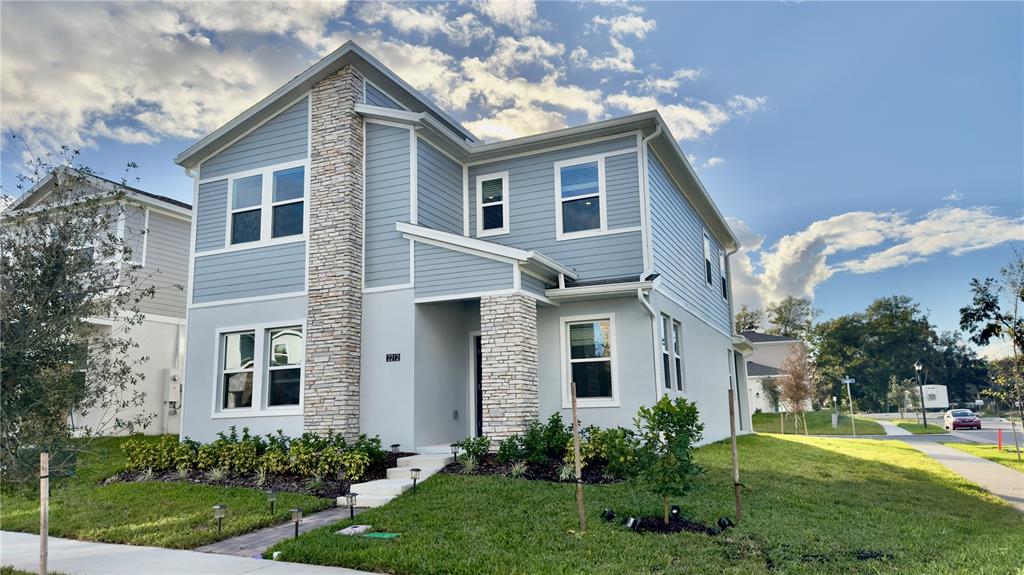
(219, 324, 303, 412)
(565, 317, 616, 404)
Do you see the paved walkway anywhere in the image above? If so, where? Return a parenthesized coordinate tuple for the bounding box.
(907, 442, 1024, 513)
(875, 419, 913, 436)
(195, 506, 365, 557)
(0, 531, 376, 575)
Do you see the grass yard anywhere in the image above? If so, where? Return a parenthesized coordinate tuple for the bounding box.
(944, 442, 1024, 473)
(267, 435, 1023, 575)
(751, 410, 885, 435)
(0, 436, 332, 549)
(893, 419, 948, 435)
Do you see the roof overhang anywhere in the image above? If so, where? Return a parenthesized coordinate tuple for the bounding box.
(732, 334, 755, 355)
(546, 280, 654, 303)
(396, 222, 577, 281)
(175, 41, 476, 169)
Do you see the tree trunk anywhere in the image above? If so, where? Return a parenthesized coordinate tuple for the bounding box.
(663, 496, 670, 526)
(780, 412, 785, 434)
(802, 413, 809, 435)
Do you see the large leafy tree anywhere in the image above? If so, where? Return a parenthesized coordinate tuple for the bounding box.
(765, 296, 818, 339)
(734, 304, 763, 332)
(1, 150, 155, 481)
(960, 251, 1024, 420)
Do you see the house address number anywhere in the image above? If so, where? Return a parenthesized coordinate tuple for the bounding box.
(386, 353, 401, 362)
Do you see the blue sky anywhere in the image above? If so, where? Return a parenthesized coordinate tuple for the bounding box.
(2, 1, 1021, 354)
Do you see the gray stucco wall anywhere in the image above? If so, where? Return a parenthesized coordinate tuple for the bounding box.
(195, 180, 227, 252)
(649, 153, 730, 334)
(365, 82, 403, 109)
(467, 136, 643, 281)
(414, 300, 479, 446)
(365, 122, 411, 288)
(537, 296, 657, 430)
(139, 211, 190, 317)
(192, 241, 305, 304)
(200, 97, 309, 180)
(416, 139, 462, 234)
(180, 296, 307, 442)
(360, 288, 416, 448)
(414, 242, 513, 299)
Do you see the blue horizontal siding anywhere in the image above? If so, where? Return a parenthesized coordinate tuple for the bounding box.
(417, 139, 463, 234)
(648, 154, 730, 334)
(467, 136, 643, 281)
(414, 242, 513, 298)
(365, 82, 403, 110)
(365, 123, 411, 287)
(192, 241, 305, 304)
(521, 272, 549, 298)
(200, 97, 308, 180)
(196, 179, 227, 251)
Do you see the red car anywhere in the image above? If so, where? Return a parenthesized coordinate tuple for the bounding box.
(944, 409, 982, 430)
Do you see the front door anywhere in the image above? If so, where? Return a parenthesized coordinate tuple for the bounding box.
(474, 335, 483, 437)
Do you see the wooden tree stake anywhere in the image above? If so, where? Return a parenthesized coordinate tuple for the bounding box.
(570, 380, 586, 533)
(40, 452, 49, 575)
(728, 389, 742, 523)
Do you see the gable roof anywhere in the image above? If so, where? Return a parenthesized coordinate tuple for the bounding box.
(747, 361, 781, 377)
(740, 330, 800, 343)
(6, 167, 191, 216)
(174, 41, 476, 169)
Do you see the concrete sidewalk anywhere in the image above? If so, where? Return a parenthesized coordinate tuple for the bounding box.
(875, 420, 913, 436)
(0, 531, 376, 575)
(908, 442, 1024, 513)
(195, 506, 365, 557)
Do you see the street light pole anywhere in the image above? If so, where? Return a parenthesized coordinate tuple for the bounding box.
(841, 377, 856, 437)
(914, 361, 927, 428)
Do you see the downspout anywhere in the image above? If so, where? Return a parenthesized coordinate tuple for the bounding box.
(638, 287, 662, 404)
(639, 125, 662, 280)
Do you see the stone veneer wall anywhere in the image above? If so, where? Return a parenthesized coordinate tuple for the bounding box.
(304, 65, 364, 438)
(480, 294, 539, 445)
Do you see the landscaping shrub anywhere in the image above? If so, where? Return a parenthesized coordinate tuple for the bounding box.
(541, 413, 572, 459)
(634, 396, 705, 525)
(456, 436, 490, 460)
(568, 426, 638, 479)
(496, 436, 524, 464)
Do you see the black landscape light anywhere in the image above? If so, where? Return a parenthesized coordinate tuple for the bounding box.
(212, 504, 227, 534)
(410, 467, 421, 493)
(345, 491, 358, 520)
(390, 443, 401, 454)
(625, 517, 641, 532)
(450, 443, 459, 457)
(601, 509, 616, 522)
(670, 505, 681, 521)
(267, 489, 277, 515)
(290, 508, 302, 539)
(717, 517, 735, 531)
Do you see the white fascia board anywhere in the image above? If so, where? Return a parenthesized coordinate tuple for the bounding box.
(545, 281, 653, 302)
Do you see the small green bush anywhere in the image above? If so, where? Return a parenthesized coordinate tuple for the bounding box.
(496, 436, 524, 464)
(456, 436, 490, 460)
(634, 396, 705, 524)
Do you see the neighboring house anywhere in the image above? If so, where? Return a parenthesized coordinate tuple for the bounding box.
(5, 168, 191, 435)
(173, 41, 752, 447)
(741, 330, 802, 413)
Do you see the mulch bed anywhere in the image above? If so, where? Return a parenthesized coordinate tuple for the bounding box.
(107, 452, 417, 499)
(440, 454, 624, 484)
(632, 515, 722, 535)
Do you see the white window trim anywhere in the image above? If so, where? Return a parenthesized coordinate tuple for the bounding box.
(220, 159, 309, 251)
(660, 314, 672, 391)
(560, 313, 619, 409)
(719, 249, 728, 301)
(476, 171, 509, 237)
(211, 319, 306, 419)
(702, 231, 714, 287)
(554, 153, 608, 241)
(672, 319, 684, 392)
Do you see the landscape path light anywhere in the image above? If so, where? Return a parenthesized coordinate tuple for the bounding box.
(410, 467, 421, 493)
(450, 443, 459, 457)
(345, 491, 358, 520)
(212, 504, 227, 534)
(390, 443, 400, 454)
(267, 489, 277, 515)
(290, 508, 302, 539)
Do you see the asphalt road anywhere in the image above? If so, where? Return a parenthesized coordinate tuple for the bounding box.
(846, 417, 1023, 445)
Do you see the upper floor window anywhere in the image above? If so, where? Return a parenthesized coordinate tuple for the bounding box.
(228, 164, 306, 246)
(719, 250, 728, 300)
(703, 232, 713, 286)
(476, 172, 509, 237)
(555, 157, 606, 240)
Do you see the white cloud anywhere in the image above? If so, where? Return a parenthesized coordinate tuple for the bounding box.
(639, 68, 701, 94)
(572, 37, 638, 73)
(728, 95, 768, 115)
(702, 157, 725, 168)
(463, 107, 567, 140)
(607, 93, 730, 140)
(732, 206, 1024, 306)
(592, 13, 656, 39)
(475, 0, 538, 34)
(979, 337, 1015, 361)
(355, 3, 491, 46)
(943, 189, 963, 201)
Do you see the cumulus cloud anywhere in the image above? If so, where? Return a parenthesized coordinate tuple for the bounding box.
(570, 37, 638, 73)
(475, 0, 539, 34)
(943, 189, 963, 201)
(355, 3, 491, 46)
(463, 107, 567, 140)
(702, 157, 725, 168)
(592, 13, 656, 39)
(606, 93, 730, 140)
(728, 95, 768, 115)
(731, 207, 1024, 307)
(638, 68, 701, 94)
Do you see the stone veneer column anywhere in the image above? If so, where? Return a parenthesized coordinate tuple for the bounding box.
(304, 65, 364, 438)
(480, 294, 540, 445)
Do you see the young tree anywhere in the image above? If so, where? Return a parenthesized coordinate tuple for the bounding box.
(765, 296, 818, 339)
(1, 150, 155, 481)
(886, 376, 915, 418)
(761, 377, 782, 413)
(779, 344, 814, 434)
(960, 251, 1024, 422)
(734, 305, 764, 332)
(634, 396, 704, 525)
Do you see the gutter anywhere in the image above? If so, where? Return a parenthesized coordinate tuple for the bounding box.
(636, 287, 662, 404)
(639, 125, 662, 280)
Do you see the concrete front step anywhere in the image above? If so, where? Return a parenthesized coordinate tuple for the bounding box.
(396, 454, 454, 468)
(337, 493, 394, 509)
(386, 465, 442, 480)
(335, 453, 454, 509)
(348, 478, 413, 497)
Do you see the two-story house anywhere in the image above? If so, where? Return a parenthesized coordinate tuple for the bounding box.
(741, 330, 803, 414)
(174, 42, 752, 447)
(6, 168, 191, 435)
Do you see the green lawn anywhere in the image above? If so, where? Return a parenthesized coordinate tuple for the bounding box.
(944, 443, 1024, 473)
(893, 419, 948, 435)
(266, 435, 1023, 574)
(751, 410, 885, 435)
(0, 436, 332, 549)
